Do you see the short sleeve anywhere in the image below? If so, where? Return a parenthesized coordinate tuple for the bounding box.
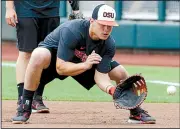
(57, 28, 79, 61)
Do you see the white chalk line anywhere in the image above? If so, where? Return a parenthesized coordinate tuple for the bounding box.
(2, 62, 180, 87)
(146, 80, 179, 87)
(2, 62, 16, 67)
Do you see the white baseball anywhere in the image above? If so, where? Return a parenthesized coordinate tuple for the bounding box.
(167, 85, 176, 95)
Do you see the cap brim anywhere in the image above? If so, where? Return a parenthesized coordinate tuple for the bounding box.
(96, 20, 119, 26)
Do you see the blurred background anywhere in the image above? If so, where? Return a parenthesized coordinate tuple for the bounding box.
(1, 1, 180, 50)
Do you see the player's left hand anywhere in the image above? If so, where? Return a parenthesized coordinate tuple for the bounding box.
(113, 74, 148, 110)
(68, 11, 85, 20)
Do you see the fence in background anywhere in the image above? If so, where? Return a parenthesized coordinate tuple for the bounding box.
(1, 1, 180, 50)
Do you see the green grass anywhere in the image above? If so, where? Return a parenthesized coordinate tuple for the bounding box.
(2, 61, 180, 103)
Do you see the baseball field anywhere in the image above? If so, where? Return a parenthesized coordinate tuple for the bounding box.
(1, 43, 180, 128)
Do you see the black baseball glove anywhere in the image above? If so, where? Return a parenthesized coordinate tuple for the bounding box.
(113, 74, 148, 110)
(68, 12, 85, 20)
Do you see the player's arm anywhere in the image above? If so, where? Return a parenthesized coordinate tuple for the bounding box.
(68, 1, 84, 19)
(6, 1, 14, 8)
(68, 0, 80, 11)
(5, 1, 18, 27)
(56, 51, 102, 76)
(94, 39, 116, 93)
(94, 54, 115, 93)
(56, 58, 88, 76)
(94, 70, 114, 93)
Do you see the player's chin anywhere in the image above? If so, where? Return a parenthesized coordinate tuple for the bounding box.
(100, 34, 109, 40)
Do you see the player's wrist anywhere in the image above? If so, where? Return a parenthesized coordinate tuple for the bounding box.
(82, 62, 91, 70)
(106, 85, 116, 96)
(6, 1, 14, 9)
(6, 7, 15, 11)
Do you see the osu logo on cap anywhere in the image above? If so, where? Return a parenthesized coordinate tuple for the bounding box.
(103, 12, 114, 18)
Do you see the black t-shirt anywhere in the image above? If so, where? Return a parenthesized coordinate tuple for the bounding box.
(40, 19, 116, 73)
(14, 0, 60, 17)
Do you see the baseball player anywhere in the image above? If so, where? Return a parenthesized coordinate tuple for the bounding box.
(12, 4, 156, 124)
(6, 0, 83, 113)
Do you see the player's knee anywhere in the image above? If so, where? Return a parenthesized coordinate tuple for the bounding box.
(109, 65, 129, 83)
(31, 48, 51, 69)
(122, 69, 129, 79)
(119, 66, 129, 80)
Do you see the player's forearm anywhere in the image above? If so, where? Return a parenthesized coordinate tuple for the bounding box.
(6, 1, 14, 9)
(56, 61, 87, 76)
(94, 70, 114, 93)
(68, 0, 79, 11)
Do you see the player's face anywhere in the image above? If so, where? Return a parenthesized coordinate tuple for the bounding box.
(92, 20, 113, 40)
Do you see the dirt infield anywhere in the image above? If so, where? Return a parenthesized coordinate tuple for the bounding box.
(1, 42, 180, 128)
(2, 101, 180, 128)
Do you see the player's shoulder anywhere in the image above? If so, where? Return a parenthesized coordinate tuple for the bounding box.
(63, 19, 89, 30)
(59, 19, 89, 37)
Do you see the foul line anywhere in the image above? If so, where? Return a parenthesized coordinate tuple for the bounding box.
(2, 62, 180, 87)
(146, 80, 179, 87)
(2, 62, 16, 67)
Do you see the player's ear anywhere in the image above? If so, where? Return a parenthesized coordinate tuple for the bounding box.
(90, 18, 95, 24)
